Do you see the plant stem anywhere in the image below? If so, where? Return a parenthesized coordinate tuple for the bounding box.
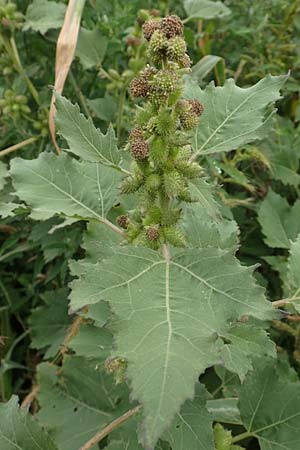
(0, 136, 39, 158)
(100, 218, 127, 238)
(79, 405, 142, 450)
(231, 431, 253, 444)
(117, 88, 126, 143)
(9, 36, 41, 105)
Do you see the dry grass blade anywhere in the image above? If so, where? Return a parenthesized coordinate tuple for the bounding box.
(49, 0, 86, 154)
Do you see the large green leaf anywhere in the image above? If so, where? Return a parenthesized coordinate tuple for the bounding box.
(184, 75, 287, 157)
(70, 246, 272, 449)
(88, 94, 118, 122)
(55, 94, 121, 167)
(76, 28, 108, 69)
(0, 161, 8, 190)
(29, 288, 72, 358)
(238, 360, 300, 450)
(0, 162, 20, 218)
(163, 383, 214, 450)
(183, 199, 239, 251)
(258, 190, 300, 249)
(37, 357, 128, 450)
(0, 396, 58, 450)
(24, 0, 66, 34)
(261, 118, 300, 187)
(68, 323, 113, 360)
(10, 152, 121, 221)
(286, 234, 300, 311)
(184, 0, 230, 21)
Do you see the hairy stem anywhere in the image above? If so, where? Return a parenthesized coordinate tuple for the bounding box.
(79, 405, 142, 450)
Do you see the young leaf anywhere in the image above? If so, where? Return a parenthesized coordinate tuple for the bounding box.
(70, 246, 272, 449)
(238, 359, 300, 450)
(184, 0, 231, 21)
(10, 152, 121, 221)
(24, 0, 66, 34)
(0, 396, 58, 450)
(55, 94, 121, 166)
(258, 190, 300, 249)
(184, 75, 287, 157)
(37, 357, 128, 450)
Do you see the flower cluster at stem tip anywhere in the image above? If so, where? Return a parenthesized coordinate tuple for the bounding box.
(118, 15, 204, 250)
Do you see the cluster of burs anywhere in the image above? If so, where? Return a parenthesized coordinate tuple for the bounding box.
(117, 15, 204, 249)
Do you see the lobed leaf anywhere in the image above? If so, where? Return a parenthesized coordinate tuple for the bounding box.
(184, 74, 287, 157)
(258, 190, 300, 249)
(0, 396, 58, 450)
(238, 360, 300, 450)
(55, 93, 121, 166)
(70, 245, 272, 448)
(10, 152, 121, 221)
(184, 0, 231, 21)
(24, 0, 66, 34)
(37, 357, 128, 450)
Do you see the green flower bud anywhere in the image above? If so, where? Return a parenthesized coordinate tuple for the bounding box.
(137, 9, 151, 26)
(143, 205, 162, 226)
(121, 175, 143, 194)
(149, 137, 168, 163)
(163, 170, 185, 198)
(180, 109, 199, 130)
(145, 173, 161, 192)
(175, 161, 202, 179)
(161, 207, 182, 226)
(152, 69, 179, 95)
(147, 29, 168, 63)
(135, 104, 155, 127)
(167, 36, 187, 62)
(163, 226, 186, 247)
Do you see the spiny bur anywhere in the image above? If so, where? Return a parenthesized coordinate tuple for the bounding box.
(119, 14, 205, 249)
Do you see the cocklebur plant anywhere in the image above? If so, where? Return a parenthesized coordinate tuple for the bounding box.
(4, 12, 297, 450)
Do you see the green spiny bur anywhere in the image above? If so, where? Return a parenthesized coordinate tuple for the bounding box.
(119, 14, 204, 248)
